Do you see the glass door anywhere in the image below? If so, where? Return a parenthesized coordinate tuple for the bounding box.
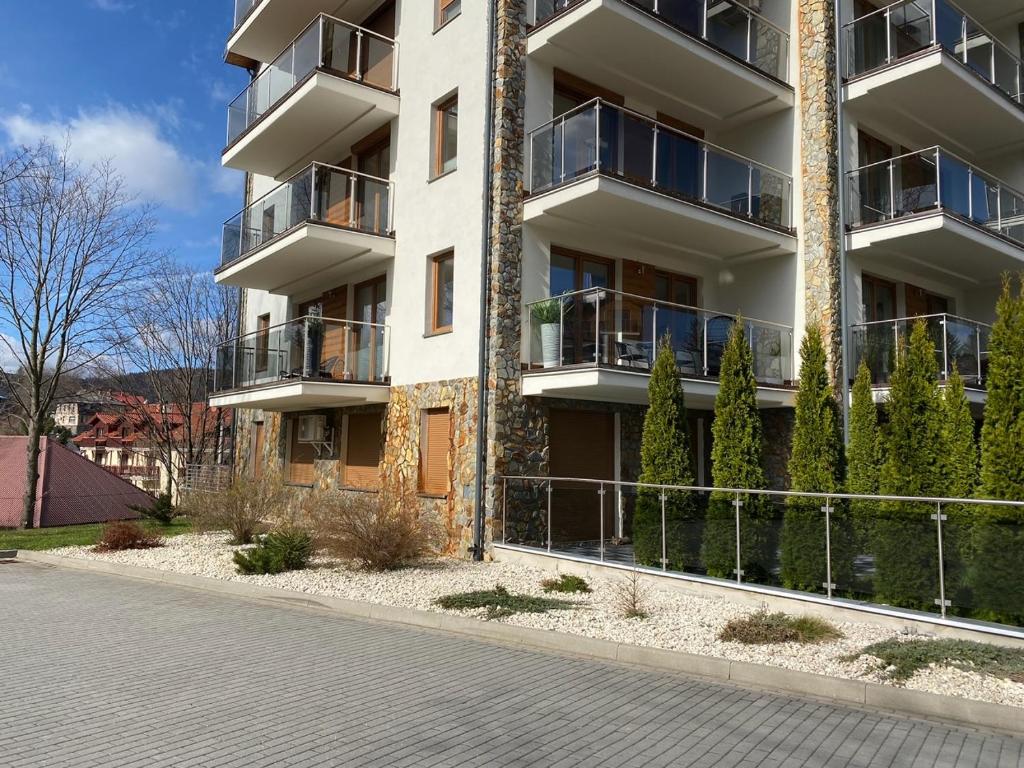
(354, 276, 386, 381)
(550, 249, 613, 366)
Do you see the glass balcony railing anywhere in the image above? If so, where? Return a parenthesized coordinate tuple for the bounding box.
(847, 147, 1024, 246)
(525, 287, 793, 385)
(529, 99, 793, 230)
(843, 0, 1023, 104)
(226, 14, 398, 146)
(850, 314, 990, 387)
(214, 316, 390, 393)
(221, 163, 394, 268)
(233, 0, 261, 30)
(532, 0, 790, 82)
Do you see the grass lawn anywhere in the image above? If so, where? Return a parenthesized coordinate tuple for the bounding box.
(0, 518, 192, 551)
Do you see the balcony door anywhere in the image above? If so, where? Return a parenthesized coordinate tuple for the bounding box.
(550, 247, 614, 366)
(355, 129, 391, 234)
(855, 131, 894, 225)
(354, 275, 387, 382)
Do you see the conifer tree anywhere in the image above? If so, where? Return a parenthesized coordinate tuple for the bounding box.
(974, 276, 1024, 624)
(634, 336, 699, 569)
(701, 319, 771, 579)
(847, 360, 880, 558)
(780, 326, 849, 591)
(939, 365, 978, 608)
(876, 320, 944, 609)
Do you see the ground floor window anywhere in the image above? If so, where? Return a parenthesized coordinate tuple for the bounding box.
(419, 408, 451, 496)
(286, 417, 317, 486)
(344, 413, 382, 490)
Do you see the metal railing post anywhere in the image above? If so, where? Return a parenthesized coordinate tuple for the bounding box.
(594, 291, 601, 364)
(747, 164, 754, 219)
(968, 167, 974, 221)
(559, 115, 566, 183)
(888, 159, 896, 219)
(976, 325, 983, 383)
(961, 16, 967, 65)
(745, 9, 752, 65)
(317, 15, 325, 68)
(355, 29, 364, 81)
(546, 479, 553, 553)
(558, 298, 565, 365)
(651, 125, 658, 187)
(934, 502, 949, 619)
(660, 489, 668, 572)
(885, 5, 893, 63)
(701, 145, 709, 202)
(593, 101, 601, 173)
(349, 173, 358, 228)
(734, 492, 743, 584)
(652, 303, 658, 357)
(502, 477, 507, 545)
(309, 165, 318, 219)
(941, 316, 949, 380)
(823, 498, 835, 599)
(701, 0, 708, 39)
(935, 148, 942, 208)
(703, 314, 710, 376)
(343, 323, 351, 379)
(599, 483, 606, 562)
(930, 0, 937, 45)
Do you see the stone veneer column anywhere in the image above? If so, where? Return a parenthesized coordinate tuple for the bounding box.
(799, 0, 844, 388)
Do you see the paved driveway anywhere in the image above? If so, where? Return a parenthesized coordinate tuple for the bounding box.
(1, 561, 1022, 768)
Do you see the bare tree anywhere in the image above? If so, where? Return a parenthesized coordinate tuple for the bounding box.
(0, 142, 154, 527)
(105, 255, 238, 497)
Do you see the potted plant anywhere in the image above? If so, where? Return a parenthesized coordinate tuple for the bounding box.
(532, 299, 563, 368)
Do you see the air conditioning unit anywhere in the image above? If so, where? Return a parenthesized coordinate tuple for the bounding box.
(297, 415, 327, 443)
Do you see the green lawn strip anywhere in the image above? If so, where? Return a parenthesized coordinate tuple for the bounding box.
(434, 585, 578, 620)
(0, 518, 192, 551)
(843, 638, 1024, 683)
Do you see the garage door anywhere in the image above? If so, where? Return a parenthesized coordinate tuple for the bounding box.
(549, 409, 615, 543)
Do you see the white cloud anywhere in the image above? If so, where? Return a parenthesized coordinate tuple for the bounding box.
(1, 105, 229, 212)
(0, 334, 20, 373)
(91, 0, 134, 11)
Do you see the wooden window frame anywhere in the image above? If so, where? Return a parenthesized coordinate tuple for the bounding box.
(255, 314, 270, 373)
(343, 412, 383, 490)
(285, 415, 317, 487)
(418, 408, 452, 497)
(433, 95, 458, 179)
(551, 246, 616, 294)
(862, 273, 898, 323)
(430, 251, 455, 334)
(437, 0, 461, 29)
(654, 269, 699, 308)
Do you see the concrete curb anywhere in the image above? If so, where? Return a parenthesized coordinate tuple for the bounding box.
(15, 549, 1024, 738)
(0, 550, 16, 559)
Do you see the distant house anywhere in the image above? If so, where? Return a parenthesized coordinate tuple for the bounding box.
(0, 436, 151, 528)
(74, 403, 231, 502)
(52, 391, 144, 437)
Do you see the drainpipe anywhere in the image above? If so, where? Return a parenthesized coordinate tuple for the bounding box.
(834, 0, 851, 442)
(472, 0, 499, 561)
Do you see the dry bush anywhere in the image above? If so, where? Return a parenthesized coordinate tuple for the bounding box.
(95, 521, 161, 552)
(719, 609, 842, 645)
(301, 478, 442, 570)
(181, 474, 286, 545)
(613, 569, 650, 620)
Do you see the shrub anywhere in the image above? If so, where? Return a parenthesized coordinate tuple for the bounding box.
(182, 474, 285, 545)
(540, 573, 591, 594)
(612, 569, 650, 619)
(94, 521, 162, 552)
(781, 325, 850, 592)
(843, 638, 1024, 683)
(702, 319, 772, 579)
(302, 479, 441, 570)
(434, 585, 574, 620)
(131, 492, 176, 526)
(876, 320, 944, 610)
(718, 609, 842, 645)
(233, 526, 313, 575)
(975, 276, 1024, 625)
(634, 335, 701, 570)
(847, 360, 880, 552)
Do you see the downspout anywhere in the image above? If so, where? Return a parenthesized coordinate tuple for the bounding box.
(834, 0, 851, 442)
(472, 0, 499, 561)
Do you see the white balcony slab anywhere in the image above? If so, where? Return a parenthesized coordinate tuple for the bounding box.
(223, 72, 400, 179)
(228, 0, 384, 65)
(866, 384, 987, 411)
(844, 49, 1024, 156)
(524, 175, 796, 262)
(215, 223, 395, 295)
(521, 367, 795, 409)
(847, 212, 1024, 284)
(211, 380, 390, 412)
(529, 0, 793, 130)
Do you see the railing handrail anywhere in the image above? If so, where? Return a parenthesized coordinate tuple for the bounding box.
(217, 315, 389, 348)
(497, 473, 1024, 508)
(846, 145, 1024, 203)
(850, 312, 992, 330)
(226, 12, 398, 107)
(843, 0, 1023, 69)
(528, 97, 792, 181)
(222, 162, 393, 228)
(526, 286, 792, 332)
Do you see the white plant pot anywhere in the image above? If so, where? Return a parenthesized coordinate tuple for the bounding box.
(541, 323, 560, 368)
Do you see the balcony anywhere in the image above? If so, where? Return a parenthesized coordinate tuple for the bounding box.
(842, 0, 1024, 154)
(215, 163, 394, 295)
(847, 147, 1024, 280)
(227, 0, 385, 68)
(850, 314, 990, 404)
(526, 100, 796, 261)
(522, 288, 795, 409)
(210, 316, 390, 412)
(223, 14, 399, 179)
(529, 0, 792, 128)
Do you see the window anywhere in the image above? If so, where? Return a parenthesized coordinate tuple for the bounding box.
(419, 408, 451, 496)
(433, 95, 458, 177)
(344, 413, 382, 489)
(430, 251, 454, 333)
(287, 416, 316, 486)
(437, 0, 460, 28)
(255, 314, 270, 373)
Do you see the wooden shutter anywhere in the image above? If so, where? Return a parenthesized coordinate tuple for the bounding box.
(419, 409, 451, 495)
(252, 422, 265, 479)
(287, 418, 316, 485)
(344, 413, 382, 489)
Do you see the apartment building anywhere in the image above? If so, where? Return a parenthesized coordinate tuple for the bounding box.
(210, 0, 1024, 556)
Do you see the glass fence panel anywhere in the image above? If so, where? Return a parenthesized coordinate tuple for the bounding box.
(706, 1, 751, 63)
(562, 107, 599, 182)
(322, 21, 358, 77)
(889, 0, 931, 60)
(598, 109, 654, 183)
(657, 0, 702, 35)
(943, 317, 983, 384)
(531, 121, 559, 192)
(234, 0, 258, 27)
(533, 0, 581, 24)
(953, 512, 1024, 625)
(704, 151, 751, 218)
(848, 161, 891, 226)
(743, 494, 785, 588)
(999, 187, 1024, 242)
(963, 21, 994, 83)
(750, 14, 788, 80)
(753, 166, 791, 228)
(362, 33, 396, 89)
(850, 322, 897, 385)
(654, 129, 701, 198)
(749, 320, 788, 383)
(845, 8, 889, 76)
(992, 44, 1021, 100)
(933, 0, 963, 54)
(894, 151, 937, 216)
(222, 213, 243, 266)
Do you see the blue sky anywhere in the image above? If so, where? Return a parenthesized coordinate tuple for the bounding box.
(0, 0, 249, 271)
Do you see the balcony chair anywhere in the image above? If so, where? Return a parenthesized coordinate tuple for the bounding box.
(615, 340, 652, 370)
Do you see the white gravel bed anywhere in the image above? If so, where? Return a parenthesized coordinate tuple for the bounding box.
(50, 533, 1024, 709)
